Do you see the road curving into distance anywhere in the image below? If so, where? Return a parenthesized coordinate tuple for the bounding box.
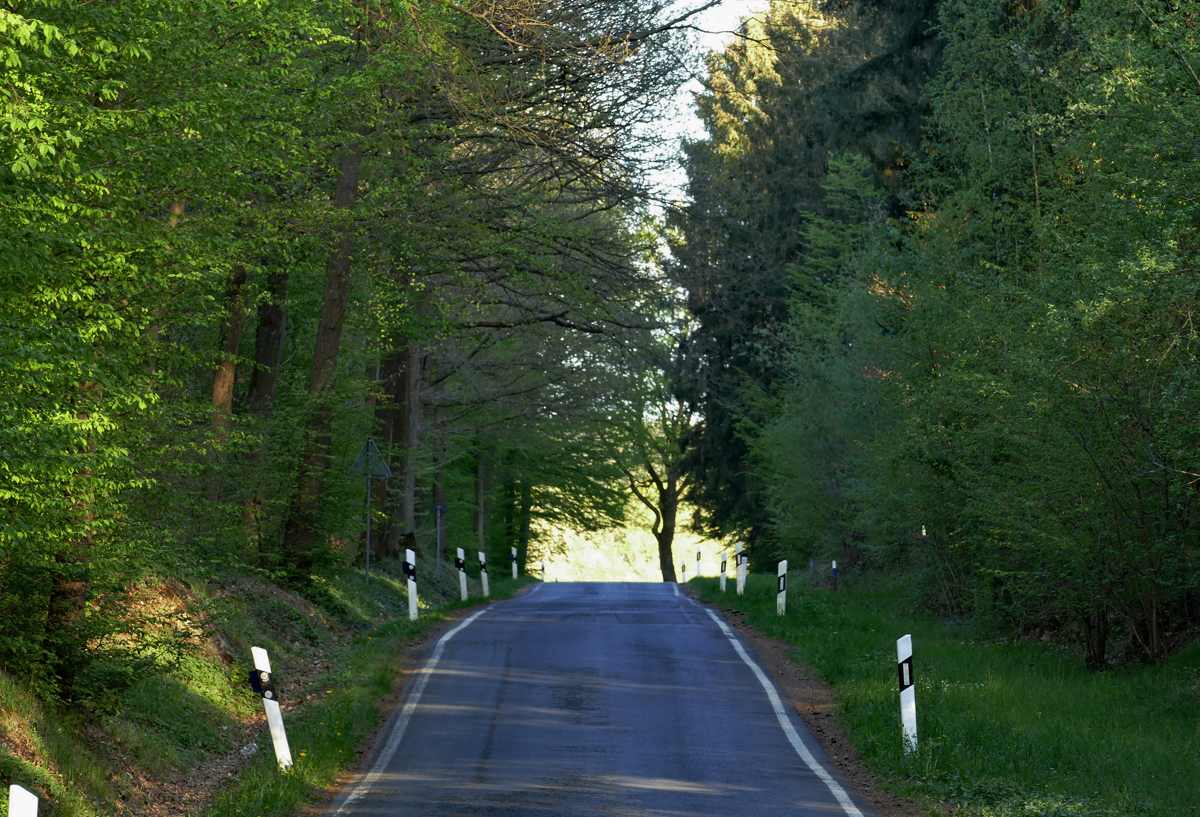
(327, 582, 876, 817)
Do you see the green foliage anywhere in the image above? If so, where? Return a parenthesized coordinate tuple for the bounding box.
(668, 0, 941, 553)
(681, 0, 1200, 663)
(697, 575, 1200, 816)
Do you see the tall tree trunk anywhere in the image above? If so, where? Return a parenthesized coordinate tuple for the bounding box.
(245, 271, 288, 415)
(242, 271, 288, 540)
(482, 447, 494, 552)
(281, 148, 361, 577)
(384, 348, 422, 555)
(475, 450, 486, 552)
(518, 481, 533, 569)
(372, 350, 404, 558)
(207, 264, 249, 502)
(433, 405, 447, 505)
(502, 478, 517, 548)
(656, 478, 679, 582)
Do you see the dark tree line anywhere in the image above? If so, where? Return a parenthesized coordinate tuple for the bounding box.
(669, 0, 1200, 664)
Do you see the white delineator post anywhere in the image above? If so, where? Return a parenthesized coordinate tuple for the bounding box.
(541, 559, 546, 581)
(9, 784, 37, 817)
(511, 546, 518, 579)
(404, 549, 418, 621)
(777, 560, 788, 615)
(897, 634, 917, 753)
(456, 547, 468, 601)
(479, 551, 489, 597)
(720, 552, 727, 592)
(736, 541, 746, 596)
(250, 647, 293, 770)
(832, 559, 838, 591)
(696, 547, 701, 578)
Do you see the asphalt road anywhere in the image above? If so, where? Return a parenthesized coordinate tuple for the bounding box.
(329, 582, 876, 817)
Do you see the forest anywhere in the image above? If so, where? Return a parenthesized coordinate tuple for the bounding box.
(1, 0, 1199, 735)
(673, 0, 1200, 670)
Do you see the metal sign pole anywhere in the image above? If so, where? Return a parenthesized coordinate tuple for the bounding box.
(350, 439, 391, 584)
(365, 473, 371, 581)
(432, 503, 449, 579)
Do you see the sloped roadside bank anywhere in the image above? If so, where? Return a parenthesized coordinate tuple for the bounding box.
(688, 574, 1200, 817)
(0, 562, 533, 817)
(205, 574, 536, 817)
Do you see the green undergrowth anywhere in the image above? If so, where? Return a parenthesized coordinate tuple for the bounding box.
(694, 574, 1200, 817)
(205, 571, 534, 817)
(0, 554, 535, 817)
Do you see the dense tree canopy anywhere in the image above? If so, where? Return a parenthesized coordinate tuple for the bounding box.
(0, 0, 707, 697)
(670, 0, 1200, 664)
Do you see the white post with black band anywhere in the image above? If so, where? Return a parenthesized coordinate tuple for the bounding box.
(680, 562, 686, 583)
(541, 559, 546, 581)
(9, 784, 37, 817)
(777, 560, 787, 615)
(736, 541, 746, 596)
(696, 547, 701, 578)
(404, 548, 418, 620)
(250, 646, 293, 770)
(897, 634, 917, 753)
(456, 547, 468, 600)
(720, 552, 727, 592)
(511, 546, 518, 579)
(479, 551, 489, 597)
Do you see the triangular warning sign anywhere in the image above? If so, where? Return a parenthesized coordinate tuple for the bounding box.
(350, 438, 392, 478)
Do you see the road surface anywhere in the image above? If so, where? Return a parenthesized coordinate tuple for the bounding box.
(328, 582, 875, 817)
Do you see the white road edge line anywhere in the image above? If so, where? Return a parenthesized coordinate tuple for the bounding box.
(672, 584, 681, 597)
(703, 608, 864, 817)
(330, 607, 490, 815)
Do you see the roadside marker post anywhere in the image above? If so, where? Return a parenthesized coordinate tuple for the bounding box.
(455, 548, 468, 601)
(479, 551, 489, 597)
(9, 784, 37, 817)
(249, 647, 293, 770)
(736, 541, 746, 596)
(777, 560, 788, 615)
(511, 546, 518, 579)
(832, 559, 838, 591)
(897, 634, 917, 753)
(696, 547, 701, 577)
(403, 549, 418, 620)
(541, 559, 546, 581)
(720, 552, 727, 592)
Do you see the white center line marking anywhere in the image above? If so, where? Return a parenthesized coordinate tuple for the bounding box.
(330, 607, 489, 815)
(703, 608, 864, 817)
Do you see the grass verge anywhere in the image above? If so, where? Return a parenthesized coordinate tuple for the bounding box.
(204, 573, 534, 817)
(1, 556, 533, 817)
(693, 574, 1200, 817)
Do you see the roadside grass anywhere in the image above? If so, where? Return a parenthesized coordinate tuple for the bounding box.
(1, 555, 534, 817)
(0, 673, 123, 817)
(693, 574, 1200, 817)
(205, 572, 535, 817)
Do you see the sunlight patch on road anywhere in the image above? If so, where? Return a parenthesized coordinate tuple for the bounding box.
(601, 775, 753, 795)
